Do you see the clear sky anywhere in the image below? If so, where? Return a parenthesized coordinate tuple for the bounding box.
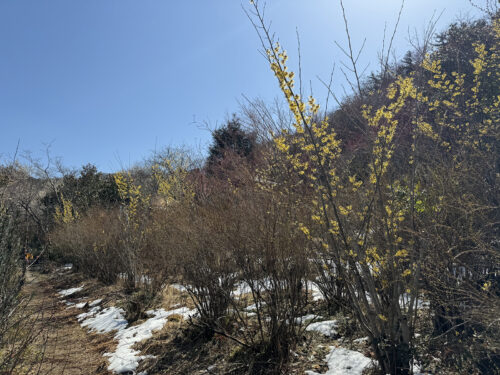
(0, 0, 482, 172)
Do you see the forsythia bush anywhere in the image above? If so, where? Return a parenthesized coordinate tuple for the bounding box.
(251, 2, 499, 373)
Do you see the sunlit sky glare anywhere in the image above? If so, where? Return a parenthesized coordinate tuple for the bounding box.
(0, 0, 483, 172)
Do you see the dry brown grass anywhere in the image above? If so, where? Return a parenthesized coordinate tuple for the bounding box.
(158, 285, 192, 311)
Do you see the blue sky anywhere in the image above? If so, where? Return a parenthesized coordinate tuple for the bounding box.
(0, 0, 482, 172)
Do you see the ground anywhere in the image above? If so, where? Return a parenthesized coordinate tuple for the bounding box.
(24, 269, 114, 375)
(21, 265, 379, 375)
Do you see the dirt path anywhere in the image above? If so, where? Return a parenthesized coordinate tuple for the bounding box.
(23, 271, 114, 375)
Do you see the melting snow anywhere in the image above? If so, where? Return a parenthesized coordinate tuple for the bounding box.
(412, 360, 433, 375)
(296, 314, 320, 324)
(353, 336, 369, 343)
(245, 302, 266, 311)
(170, 283, 187, 292)
(58, 285, 84, 297)
(81, 307, 128, 333)
(146, 307, 197, 321)
(305, 346, 372, 375)
(77, 306, 101, 322)
(245, 303, 258, 311)
(105, 307, 196, 374)
(89, 299, 102, 307)
(78, 304, 196, 374)
(399, 293, 430, 310)
(232, 280, 274, 297)
(66, 301, 86, 310)
(306, 320, 339, 337)
(306, 282, 324, 301)
(233, 281, 252, 296)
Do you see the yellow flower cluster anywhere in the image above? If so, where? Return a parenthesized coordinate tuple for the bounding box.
(54, 193, 78, 224)
(114, 172, 147, 227)
(152, 160, 193, 206)
(263, 15, 499, 294)
(420, 22, 499, 153)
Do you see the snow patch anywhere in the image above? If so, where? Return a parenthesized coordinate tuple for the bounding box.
(232, 279, 273, 297)
(81, 307, 128, 333)
(296, 314, 320, 324)
(245, 303, 258, 311)
(145, 307, 196, 321)
(170, 283, 187, 292)
(353, 336, 369, 343)
(77, 306, 101, 322)
(413, 361, 432, 375)
(66, 301, 87, 310)
(89, 299, 102, 307)
(58, 285, 84, 297)
(233, 281, 252, 296)
(305, 346, 372, 375)
(78, 303, 196, 374)
(105, 307, 196, 374)
(306, 320, 339, 337)
(306, 282, 324, 301)
(399, 293, 430, 310)
(245, 302, 266, 311)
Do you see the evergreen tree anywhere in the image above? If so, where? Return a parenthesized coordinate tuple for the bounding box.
(207, 115, 255, 169)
